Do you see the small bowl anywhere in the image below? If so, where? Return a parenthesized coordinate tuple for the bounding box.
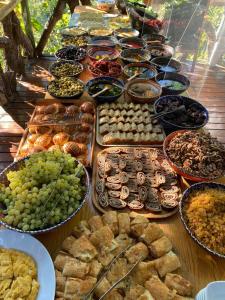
(163, 129, 223, 182)
(151, 57, 181, 73)
(0, 156, 89, 235)
(88, 46, 121, 62)
(62, 35, 88, 47)
(47, 78, 85, 99)
(114, 28, 139, 39)
(180, 182, 225, 258)
(125, 78, 162, 103)
(61, 27, 87, 37)
(88, 61, 123, 78)
(154, 95, 208, 132)
(123, 62, 157, 80)
(120, 48, 151, 64)
(89, 27, 113, 37)
(49, 60, 84, 78)
(143, 33, 167, 45)
(55, 46, 86, 62)
(119, 37, 147, 49)
(86, 76, 124, 103)
(147, 44, 174, 59)
(89, 36, 117, 48)
(155, 72, 190, 95)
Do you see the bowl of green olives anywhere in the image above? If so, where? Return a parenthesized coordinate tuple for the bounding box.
(49, 61, 84, 78)
(47, 77, 85, 99)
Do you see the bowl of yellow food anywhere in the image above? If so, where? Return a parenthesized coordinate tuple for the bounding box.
(180, 182, 225, 258)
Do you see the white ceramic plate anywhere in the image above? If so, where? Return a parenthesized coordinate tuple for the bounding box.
(0, 229, 56, 300)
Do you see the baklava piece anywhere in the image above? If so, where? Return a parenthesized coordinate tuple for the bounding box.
(69, 235, 98, 262)
(130, 215, 149, 237)
(106, 258, 129, 286)
(131, 261, 157, 284)
(89, 259, 102, 277)
(63, 258, 90, 279)
(145, 275, 176, 300)
(149, 236, 173, 258)
(54, 254, 74, 272)
(140, 223, 164, 245)
(125, 242, 148, 264)
(94, 278, 111, 298)
(64, 276, 96, 299)
(125, 284, 146, 300)
(165, 273, 193, 297)
(72, 220, 91, 238)
(154, 251, 181, 277)
(90, 225, 117, 253)
(88, 215, 104, 232)
(102, 211, 119, 235)
(118, 213, 131, 234)
(62, 236, 76, 253)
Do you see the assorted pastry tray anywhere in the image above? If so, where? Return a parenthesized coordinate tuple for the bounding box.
(93, 147, 182, 219)
(96, 101, 166, 147)
(54, 211, 194, 300)
(16, 100, 95, 167)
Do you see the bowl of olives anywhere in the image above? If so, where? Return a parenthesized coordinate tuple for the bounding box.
(47, 77, 84, 99)
(55, 46, 86, 62)
(49, 61, 84, 78)
(86, 76, 124, 103)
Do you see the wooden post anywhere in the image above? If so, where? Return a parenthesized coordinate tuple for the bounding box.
(67, 0, 79, 13)
(21, 0, 35, 49)
(35, 0, 67, 56)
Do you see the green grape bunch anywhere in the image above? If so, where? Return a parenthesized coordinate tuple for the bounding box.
(0, 151, 87, 232)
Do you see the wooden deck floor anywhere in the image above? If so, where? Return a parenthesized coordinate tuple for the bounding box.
(0, 58, 225, 172)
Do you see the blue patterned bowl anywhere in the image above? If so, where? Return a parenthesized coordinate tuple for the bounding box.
(180, 182, 225, 258)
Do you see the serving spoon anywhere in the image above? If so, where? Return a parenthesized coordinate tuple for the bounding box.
(152, 105, 186, 119)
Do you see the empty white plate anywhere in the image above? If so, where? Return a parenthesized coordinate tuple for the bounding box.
(0, 229, 56, 300)
(206, 281, 225, 300)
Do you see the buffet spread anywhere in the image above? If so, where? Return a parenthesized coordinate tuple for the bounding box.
(0, 2, 225, 300)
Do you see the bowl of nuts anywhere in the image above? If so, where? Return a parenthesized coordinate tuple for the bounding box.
(49, 61, 84, 78)
(55, 46, 86, 62)
(47, 77, 84, 99)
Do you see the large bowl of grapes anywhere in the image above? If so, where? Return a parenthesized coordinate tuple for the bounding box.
(0, 151, 89, 234)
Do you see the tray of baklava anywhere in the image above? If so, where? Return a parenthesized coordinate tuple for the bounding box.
(96, 102, 166, 147)
(92, 147, 182, 219)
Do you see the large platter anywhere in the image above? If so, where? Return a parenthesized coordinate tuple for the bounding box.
(15, 99, 96, 168)
(93, 147, 182, 219)
(0, 229, 56, 300)
(96, 102, 166, 147)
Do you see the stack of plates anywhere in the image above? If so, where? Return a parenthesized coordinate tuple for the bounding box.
(196, 281, 225, 300)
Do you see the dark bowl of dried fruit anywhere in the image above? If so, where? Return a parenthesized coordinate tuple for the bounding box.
(147, 44, 174, 59)
(88, 61, 123, 78)
(154, 95, 209, 132)
(125, 78, 162, 104)
(88, 46, 121, 62)
(151, 57, 181, 73)
(155, 72, 190, 95)
(163, 130, 225, 182)
(119, 37, 147, 50)
(143, 33, 167, 45)
(55, 46, 86, 62)
(120, 48, 151, 64)
(86, 76, 124, 103)
(123, 62, 157, 80)
(49, 60, 83, 78)
(47, 77, 85, 99)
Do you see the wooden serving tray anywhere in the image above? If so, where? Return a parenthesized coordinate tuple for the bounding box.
(96, 103, 166, 147)
(93, 147, 182, 219)
(15, 99, 96, 168)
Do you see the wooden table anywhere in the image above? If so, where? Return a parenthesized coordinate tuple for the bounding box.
(38, 60, 225, 296)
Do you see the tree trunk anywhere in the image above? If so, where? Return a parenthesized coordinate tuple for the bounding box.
(67, 0, 79, 13)
(35, 0, 67, 56)
(21, 0, 35, 49)
(80, 0, 91, 5)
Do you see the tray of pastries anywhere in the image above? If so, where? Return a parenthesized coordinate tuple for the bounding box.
(16, 100, 95, 167)
(54, 211, 194, 300)
(93, 147, 182, 219)
(96, 102, 165, 146)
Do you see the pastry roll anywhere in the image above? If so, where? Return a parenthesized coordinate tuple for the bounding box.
(165, 273, 192, 297)
(88, 215, 104, 232)
(69, 235, 97, 262)
(62, 236, 76, 252)
(137, 290, 155, 300)
(56, 272, 66, 292)
(90, 225, 116, 253)
(55, 291, 64, 298)
(154, 251, 181, 277)
(97, 252, 114, 267)
(125, 242, 148, 264)
(102, 211, 119, 235)
(125, 284, 146, 300)
(72, 220, 91, 238)
(94, 278, 111, 298)
(140, 223, 164, 245)
(114, 234, 133, 255)
(145, 275, 176, 300)
(104, 290, 123, 300)
(118, 213, 130, 234)
(149, 236, 172, 258)
(63, 258, 90, 279)
(106, 258, 129, 285)
(130, 215, 149, 237)
(89, 259, 102, 277)
(54, 254, 74, 271)
(64, 276, 96, 299)
(131, 261, 157, 284)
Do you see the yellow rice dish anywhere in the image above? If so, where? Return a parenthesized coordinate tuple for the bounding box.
(185, 189, 225, 255)
(0, 248, 39, 300)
